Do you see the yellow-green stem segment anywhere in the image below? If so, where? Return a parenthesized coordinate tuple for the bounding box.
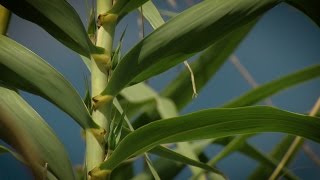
(86, 0, 115, 179)
(0, 5, 10, 35)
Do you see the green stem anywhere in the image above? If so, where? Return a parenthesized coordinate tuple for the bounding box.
(86, 0, 115, 179)
(0, 5, 11, 35)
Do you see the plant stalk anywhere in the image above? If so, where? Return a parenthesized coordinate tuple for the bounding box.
(269, 97, 320, 180)
(0, 5, 11, 35)
(86, 0, 115, 179)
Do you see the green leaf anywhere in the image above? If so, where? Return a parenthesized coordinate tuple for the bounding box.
(192, 135, 297, 180)
(115, 99, 225, 178)
(109, 0, 148, 16)
(120, 83, 158, 103)
(286, 0, 320, 27)
(100, 106, 320, 171)
(103, 0, 280, 96)
(0, 85, 75, 180)
(145, 154, 161, 180)
(223, 65, 320, 108)
(161, 20, 257, 110)
(149, 146, 225, 179)
(0, 35, 97, 129)
(155, 97, 178, 119)
(140, 0, 165, 29)
(132, 17, 257, 127)
(142, 136, 297, 180)
(0, 0, 94, 57)
(112, 26, 127, 70)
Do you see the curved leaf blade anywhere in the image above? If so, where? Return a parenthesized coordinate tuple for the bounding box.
(101, 106, 320, 170)
(0, 0, 93, 56)
(0, 35, 97, 129)
(286, 0, 320, 27)
(161, 20, 257, 110)
(103, 0, 280, 96)
(149, 146, 225, 179)
(223, 65, 320, 108)
(0, 85, 75, 180)
(110, 0, 148, 15)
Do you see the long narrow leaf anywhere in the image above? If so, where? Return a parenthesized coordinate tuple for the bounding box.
(141, 136, 298, 180)
(103, 0, 280, 96)
(149, 146, 225, 179)
(223, 65, 320, 108)
(161, 20, 257, 110)
(109, 0, 148, 16)
(132, 17, 257, 127)
(0, 85, 75, 180)
(100, 106, 320, 171)
(0, 0, 94, 56)
(0, 35, 97, 129)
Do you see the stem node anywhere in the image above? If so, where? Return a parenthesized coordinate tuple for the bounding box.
(92, 95, 114, 110)
(88, 167, 111, 180)
(97, 13, 118, 28)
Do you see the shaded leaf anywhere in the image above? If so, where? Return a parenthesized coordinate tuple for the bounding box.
(150, 146, 225, 179)
(0, 85, 75, 180)
(0, 35, 97, 129)
(0, 0, 94, 57)
(100, 106, 320, 171)
(145, 154, 161, 180)
(141, 136, 297, 180)
(103, 0, 280, 96)
(286, 0, 320, 27)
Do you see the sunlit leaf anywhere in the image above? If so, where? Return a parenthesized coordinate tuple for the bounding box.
(103, 0, 280, 96)
(100, 106, 320, 171)
(161, 20, 257, 110)
(0, 85, 75, 180)
(0, 35, 97, 129)
(0, 0, 95, 57)
(109, 0, 148, 16)
(140, 0, 165, 29)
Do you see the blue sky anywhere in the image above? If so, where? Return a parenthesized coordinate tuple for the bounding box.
(1, 1, 320, 179)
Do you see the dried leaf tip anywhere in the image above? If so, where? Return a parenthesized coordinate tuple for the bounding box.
(92, 95, 114, 110)
(88, 167, 111, 180)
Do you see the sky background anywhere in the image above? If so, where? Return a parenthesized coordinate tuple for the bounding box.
(1, 0, 320, 179)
